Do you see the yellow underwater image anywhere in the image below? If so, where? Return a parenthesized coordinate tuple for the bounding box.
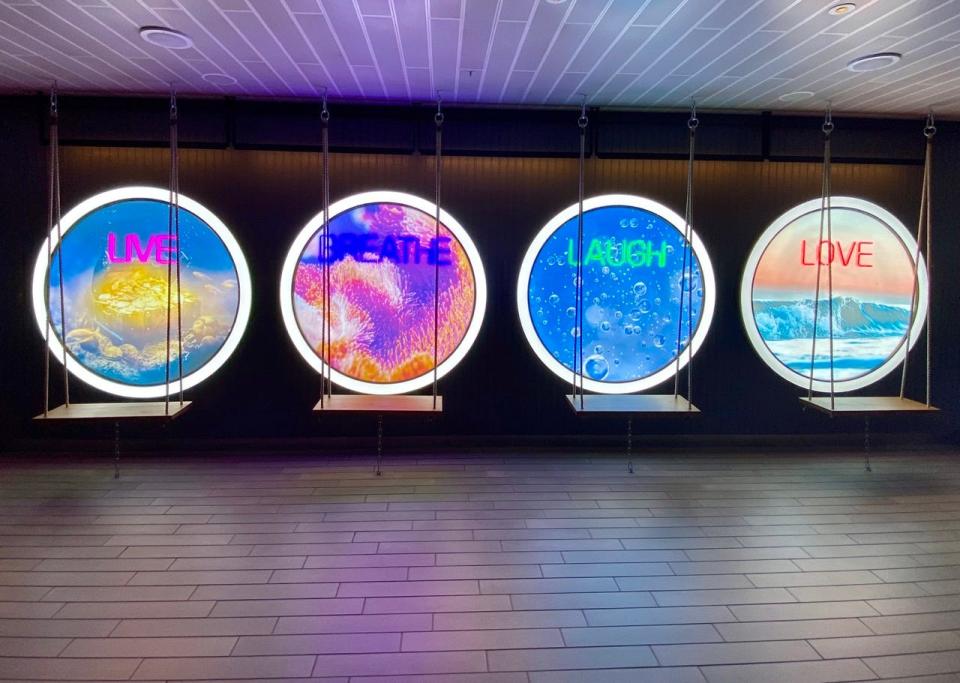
(44, 197, 241, 388)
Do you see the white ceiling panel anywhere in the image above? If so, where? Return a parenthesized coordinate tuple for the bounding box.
(0, 0, 957, 115)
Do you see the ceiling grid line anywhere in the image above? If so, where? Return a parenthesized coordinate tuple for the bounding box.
(494, 0, 540, 103)
(517, 0, 578, 104)
(313, 0, 369, 99)
(213, 2, 300, 95)
(350, 0, 392, 100)
(244, 0, 326, 97)
(560, 0, 651, 105)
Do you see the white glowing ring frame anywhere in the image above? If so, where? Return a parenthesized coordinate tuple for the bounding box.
(517, 194, 717, 394)
(31, 186, 252, 399)
(279, 190, 488, 395)
(740, 196, 928, 393)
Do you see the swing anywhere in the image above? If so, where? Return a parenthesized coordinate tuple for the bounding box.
(798, 109, 937, 416)
(311, 94, 446, 415)
(566, 102, 703, 415)
(34, 88, 191, 424)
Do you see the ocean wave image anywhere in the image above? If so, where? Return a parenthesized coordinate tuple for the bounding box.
(291, 202, 477, 385)
(754, 296, 910, 341)
(527, 205, 704, 385)
(755, 297, 910, 380)
(46, 198, 240, 388)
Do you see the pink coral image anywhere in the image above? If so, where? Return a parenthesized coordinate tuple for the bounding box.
(292, 201, 477, 385)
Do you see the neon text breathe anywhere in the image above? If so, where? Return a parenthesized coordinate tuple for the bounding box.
(315, 233, 452, 266)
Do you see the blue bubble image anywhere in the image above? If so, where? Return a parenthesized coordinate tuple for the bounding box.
(526, 205, 705, 385)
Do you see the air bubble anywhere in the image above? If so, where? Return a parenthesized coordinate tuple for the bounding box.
(583, 354, 609, 380)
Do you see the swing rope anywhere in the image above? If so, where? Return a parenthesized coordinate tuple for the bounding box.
(319, 91, 331, 406)
(164, 88, 184, 414)
(807, 106, 836, 410)
(432, 94, 444, 410)
(572, 99, 588, 408)
(674, 102, 698, 407)
(899, 112, 935, 406)
(43, 84, 69, 415)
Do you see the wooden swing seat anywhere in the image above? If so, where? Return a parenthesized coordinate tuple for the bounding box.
(799, 396, 937, 416)
(566, 394, 699, 415)
(314, 394, 442, 413)
(34, 401, 192, 422)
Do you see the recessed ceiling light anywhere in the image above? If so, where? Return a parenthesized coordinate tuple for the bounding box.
(828, 3, 856, 16)
(846, 52, 902, 72)
(139, 26, 193, 50)
(202, 73, 237, 86)
(543, 0, 568, 4)
(778, 91, 815, 103)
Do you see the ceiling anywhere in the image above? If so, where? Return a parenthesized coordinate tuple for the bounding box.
(0, 0, 958, 116)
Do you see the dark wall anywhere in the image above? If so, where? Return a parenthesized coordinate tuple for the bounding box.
(2, 96, 957, 447)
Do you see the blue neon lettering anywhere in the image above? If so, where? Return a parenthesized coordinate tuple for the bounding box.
(318, 232, 454, 266)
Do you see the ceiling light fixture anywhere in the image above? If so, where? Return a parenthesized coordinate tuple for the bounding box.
(139, 26, 194, 50)
(828, 3, 856, 16)
(846, 52, 902, 72)
(202, 73, 238, 86)
(778, 91, 815, 103)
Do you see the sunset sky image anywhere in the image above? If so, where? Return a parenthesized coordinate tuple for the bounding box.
(752, 207, 917, 304)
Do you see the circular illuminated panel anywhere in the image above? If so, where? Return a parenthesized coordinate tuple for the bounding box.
(740, 196, 927, 393)
(517, 195, 716, 394)
(31, 186, 252, 399)
(280, 191, 487, 395)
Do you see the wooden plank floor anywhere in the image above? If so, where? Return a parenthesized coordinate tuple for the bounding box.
(2, 450, 960, 682)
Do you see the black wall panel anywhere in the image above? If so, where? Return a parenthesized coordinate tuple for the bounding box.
(596, 111, 763, 158)
(1, 96, 956, 448)
(769, 115, 925, 162)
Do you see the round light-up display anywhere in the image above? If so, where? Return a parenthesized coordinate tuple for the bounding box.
(740, 196, 927, 393)
(517, 194, 716, 394)
(280, 191, 486, 395)
(31, 186, 252, 399)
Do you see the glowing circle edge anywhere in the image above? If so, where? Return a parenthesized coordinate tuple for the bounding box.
(31, 185, 252, 399)
(516, 194, 717, 394)
(739, 196, 928, 393)
(279, 190, 488, 395)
